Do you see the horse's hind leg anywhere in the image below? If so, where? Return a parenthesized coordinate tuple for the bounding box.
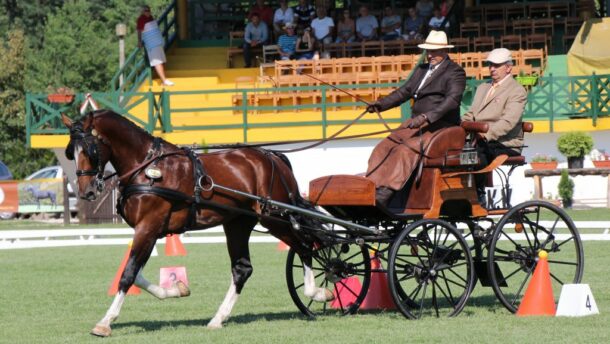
(91, 231, 157, 337)
(208, 216, 257, 329)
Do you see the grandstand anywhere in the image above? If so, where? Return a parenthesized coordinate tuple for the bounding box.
(27, 0, 610, 149)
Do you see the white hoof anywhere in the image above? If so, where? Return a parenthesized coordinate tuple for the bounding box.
(91, 323, 111, 337)
(207, 320, 223, 329)
(311, 288, 335, 302)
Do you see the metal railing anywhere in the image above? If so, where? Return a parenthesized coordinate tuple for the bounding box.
(108, 0, 177, 98)
(26, 74, 610, 146)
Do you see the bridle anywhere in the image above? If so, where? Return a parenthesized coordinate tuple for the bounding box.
(66, 121, 107, 193)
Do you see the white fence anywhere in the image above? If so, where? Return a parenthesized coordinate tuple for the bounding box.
(1, 222, 609, 250)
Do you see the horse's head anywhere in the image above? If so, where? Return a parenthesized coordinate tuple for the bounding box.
(62, 113, 110, 201)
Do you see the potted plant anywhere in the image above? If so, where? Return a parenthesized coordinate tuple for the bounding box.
(557, 131, 594, 168)
(558, 169, 574, 208)
(515, 71, 538, 87)
(47, 86, 75, 104)
(530, 154, 558, 170)
(590, 149, 610, 168)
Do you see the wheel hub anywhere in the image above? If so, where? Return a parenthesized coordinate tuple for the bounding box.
(325, 258, 351, 283)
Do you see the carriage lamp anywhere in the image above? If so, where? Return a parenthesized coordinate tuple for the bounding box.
(115, 23, 127, 88)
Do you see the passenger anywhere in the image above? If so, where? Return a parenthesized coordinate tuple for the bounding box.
(461, 48, 527, 205)
(366, 30, 466, 205)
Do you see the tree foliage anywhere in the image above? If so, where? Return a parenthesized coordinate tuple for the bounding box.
(0, 0, 169, 178)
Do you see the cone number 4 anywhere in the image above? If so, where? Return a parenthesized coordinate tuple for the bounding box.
(586, 295, 592, 311)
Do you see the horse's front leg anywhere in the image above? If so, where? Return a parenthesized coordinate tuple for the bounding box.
(91, 230, 157, 337)
(303, 263, 334, 302)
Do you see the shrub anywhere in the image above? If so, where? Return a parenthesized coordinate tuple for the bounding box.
(558, 169, 574, 208)
(557, 132, 594, 158)
(531, 154, 557, 162)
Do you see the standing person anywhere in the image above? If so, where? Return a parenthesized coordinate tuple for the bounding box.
(243, 14, 269, 68)
(461, 48, 527, 205)
(365, 31, 466, 205)
(293, 0, 316, 31)
(310, 7, 334, 45)
(380, 6, 402, 41)
(356, 6, 379, 41)
(137, 5, 173, 86)
(273, 0, 294, 38)
(277, 23, 298, 60)
(335, 9, 355, 43)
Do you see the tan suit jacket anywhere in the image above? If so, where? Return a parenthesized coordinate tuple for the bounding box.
(462, 76, 527, 152)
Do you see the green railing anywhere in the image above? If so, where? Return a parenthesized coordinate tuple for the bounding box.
(109, 0, 177, 98)
(26, 74, 610, 146)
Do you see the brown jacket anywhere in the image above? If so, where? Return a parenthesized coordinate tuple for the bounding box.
(461, 76, 527, 152)
(366, 58, 466, 190)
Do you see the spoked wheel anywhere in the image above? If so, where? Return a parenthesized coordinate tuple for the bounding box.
(286, 242, 371, 317)
(487, 200, 584, 313)
(388, 219, 475, 319)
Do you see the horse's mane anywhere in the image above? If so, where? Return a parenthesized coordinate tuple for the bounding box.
(85, 110, 154, 141)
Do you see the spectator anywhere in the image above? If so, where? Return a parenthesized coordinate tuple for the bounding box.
(403, 7, 425, 40)
(380, 6, 402, 41)
(416, 0, 435, 19)
(440, 0, 453, 17)
(243, 14, 269, 68)
(335, 9, 355, 43)
(310, 7, 334, 45)
(136, 5, 173, 86)
(296, 28, 315, 60)
(273, 0, 294, 38)
(248, 0, 274, 28)
(356, 6, 378, 41)
(293, 0, 316, 31)
(277, 23, 298, 60)
(428, 7, 449, 31)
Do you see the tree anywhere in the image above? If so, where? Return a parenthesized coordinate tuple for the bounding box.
(0, 29, 54, 179)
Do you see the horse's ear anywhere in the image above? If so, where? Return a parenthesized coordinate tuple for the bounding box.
(61, 113, 73, 129)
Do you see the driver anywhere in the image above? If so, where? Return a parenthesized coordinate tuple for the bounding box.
(366, 30, 466, 206)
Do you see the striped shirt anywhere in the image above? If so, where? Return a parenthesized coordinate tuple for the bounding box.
(278, 34, 298, 54)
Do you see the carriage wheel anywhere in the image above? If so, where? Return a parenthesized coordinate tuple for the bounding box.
(286, 242, 371, 317)
(487, 200, 584, 313)
(388, 219, 475, 319)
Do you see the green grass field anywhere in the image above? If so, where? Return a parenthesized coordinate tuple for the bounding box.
(1, 241, 608, 344)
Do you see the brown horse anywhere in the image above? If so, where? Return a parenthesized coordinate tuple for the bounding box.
(61, 111, 333, 337)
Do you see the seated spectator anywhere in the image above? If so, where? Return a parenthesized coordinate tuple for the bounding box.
(380, 6, 402, 41)
(243, 14, 269, 68)
(356, 6, 378, 41)
(296, 28, 315, 60)
(293, 0, 316, 31)
(335, 9, 355, 43)
(403, 7, 425, 40)
(310, 7, 334, 45)
(273, 0, 294, 38)
(248, 0, 274, 28)
(428, 7, 449, 31)
(416, 0, 434, 19)
(277, 22, 298, 60)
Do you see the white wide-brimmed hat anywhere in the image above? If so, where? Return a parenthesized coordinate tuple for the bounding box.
(283, 22, 295, 29)
(418, 30, 454, 50)
(486, 48, 512, 64)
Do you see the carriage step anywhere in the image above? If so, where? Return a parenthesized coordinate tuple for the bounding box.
(474, 261, 507, 287)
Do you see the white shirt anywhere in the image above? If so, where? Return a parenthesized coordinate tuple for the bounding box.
(311, 17, 334, 40)
(416, 59, 445, 94)
(273, 7, 294, 25)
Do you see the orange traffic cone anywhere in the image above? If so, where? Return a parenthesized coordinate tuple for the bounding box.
(277, 240, 291, 251)
(361, 254, 396, 310)
(516, 250, 556, 316)
(107, 241, 141, 296)
(165, 234, 187, 256)
(330, 276, 363, 309)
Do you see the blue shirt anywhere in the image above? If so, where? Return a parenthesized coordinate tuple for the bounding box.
(278, 34, 298, 54)
(244, 22, 269, 44)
